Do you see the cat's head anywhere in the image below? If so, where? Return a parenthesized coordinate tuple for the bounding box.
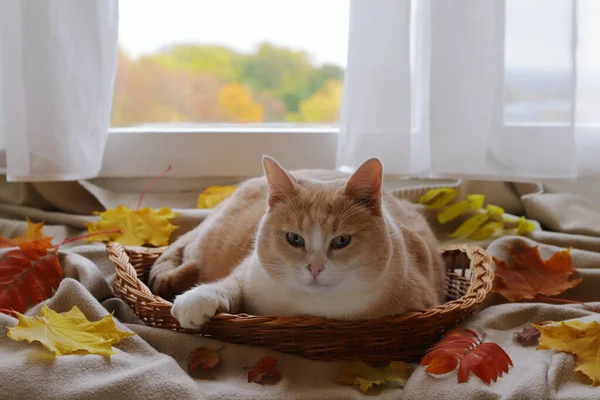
(255, 156, 392, 295)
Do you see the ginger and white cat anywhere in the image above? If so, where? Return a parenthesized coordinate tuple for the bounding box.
(149, 157, 446, 329)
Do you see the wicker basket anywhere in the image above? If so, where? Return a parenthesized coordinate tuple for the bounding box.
(107, 242, 493, 364)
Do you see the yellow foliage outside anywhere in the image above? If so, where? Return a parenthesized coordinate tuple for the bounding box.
(289, 79, 343, 122)
(218, 83, 264, 122)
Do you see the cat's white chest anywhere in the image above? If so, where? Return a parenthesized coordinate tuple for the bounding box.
(241, 254, 374, 318)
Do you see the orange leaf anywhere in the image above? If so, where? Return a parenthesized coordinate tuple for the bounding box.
(493, 242, 581, 301)
(187, 347, 221, 377)
(421, 328, 513, 384)
(247, 356, 281, 384)
(0, 218, 53, 249)
(0, 238, 63, 314)
(425, 355, 458, 374)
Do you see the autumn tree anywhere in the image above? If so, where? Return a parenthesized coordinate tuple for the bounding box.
(253, 91, 287, 121)
(111, 42, 345, 126)
(308, 64, 344, 93)
(217, 83, 264, 123)
(112, 51, 225, 126)
(288, 79, 343, 123)
(241, 42, 314, 112)
(153, 44, 244, 82)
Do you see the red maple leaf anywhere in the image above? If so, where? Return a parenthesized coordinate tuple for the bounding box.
(420, 328, 513, 384)
(247, 356, 281, 384)
(0, 238, 63, 314)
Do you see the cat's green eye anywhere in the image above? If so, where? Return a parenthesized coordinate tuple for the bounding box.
(330, 235, 352, 249)
(286, 232, 305, 247)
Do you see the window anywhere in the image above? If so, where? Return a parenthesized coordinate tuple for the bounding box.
(102, 0, 348, 178)
(504, 0, 600, 125)
(103, 0, 600, 179)
(112, 0, 349, 128)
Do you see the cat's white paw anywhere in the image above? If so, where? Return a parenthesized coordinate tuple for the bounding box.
(171, 285, 229, 329)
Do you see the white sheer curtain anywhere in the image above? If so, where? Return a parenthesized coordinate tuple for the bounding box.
(0, 0, 118, 182)
(338, 0, 600, 181)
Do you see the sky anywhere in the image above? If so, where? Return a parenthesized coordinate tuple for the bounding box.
(118, 0, 350, 67)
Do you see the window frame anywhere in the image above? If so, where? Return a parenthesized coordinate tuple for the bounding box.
(99, 126, 339, 178)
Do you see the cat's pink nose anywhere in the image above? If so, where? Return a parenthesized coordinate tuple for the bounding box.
(308, 263, 324, 279)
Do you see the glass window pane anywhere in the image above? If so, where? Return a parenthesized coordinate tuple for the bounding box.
(504, 0, 572, 124)
(113, 0, 349, 127)
(577, 0, 600, 124)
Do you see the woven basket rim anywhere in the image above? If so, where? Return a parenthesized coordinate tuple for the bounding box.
(107, 242, 494, 326)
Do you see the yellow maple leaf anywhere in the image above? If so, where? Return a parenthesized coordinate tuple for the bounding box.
(7, 304, 135, 357)
(85, 205, 180, 247)
(336, 361, 410, 393)
(197, 185, 237, 209)
(0, 217, 53, 248)
(533, 320, 600, 384)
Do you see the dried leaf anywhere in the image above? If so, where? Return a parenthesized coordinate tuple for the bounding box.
(438, 201, 469, 224)
(0, 218, 53, 248)
(502, 216, 535, 235)
(421, 328, 513, 384)
(417, 188, 458, 209)
(85, 205, 180, 247)
(516, 217, 535, 235)
(0, 238, 62, 314)
(467, 221, 504, 241)
(7, 304, 134, 357)
(436, 194, 488, 228)
(449, 213, 489, 238)
(381, 362, 410, 384)
(485, 204, 504, 218)
(188, 347, 220, 377)
(247, 356, 281, 384)
(197, 185, 237, 208)
(515, 325, 541, 346)
(336, 361, 410, 393)
(467, 194, 485, 210)
(534, 320, 600, 384)
(493, 242, 581, 301)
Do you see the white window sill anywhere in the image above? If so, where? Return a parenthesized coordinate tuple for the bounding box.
(100, 125, 339, 178)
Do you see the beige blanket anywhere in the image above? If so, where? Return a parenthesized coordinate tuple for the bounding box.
(1, 179, 600, 399)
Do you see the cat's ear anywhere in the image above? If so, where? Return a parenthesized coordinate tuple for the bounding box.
(345, 158, 383, 213)
(263, 156, 297, 207)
